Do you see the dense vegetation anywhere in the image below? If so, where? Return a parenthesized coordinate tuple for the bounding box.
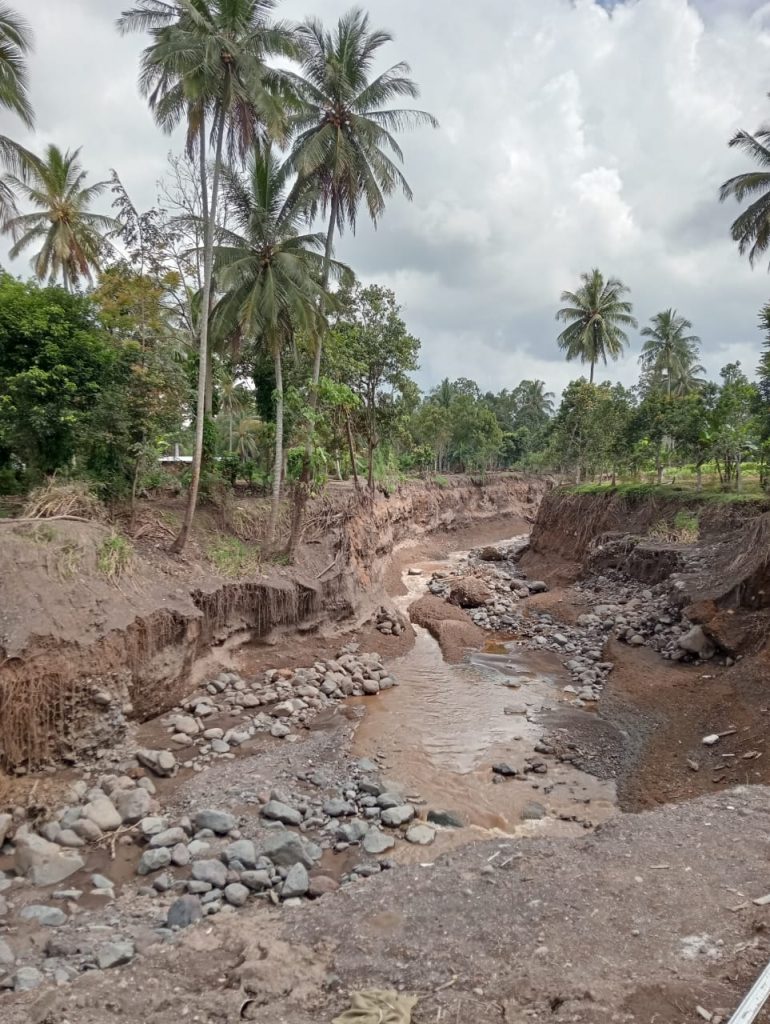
(1, 1, 770, 556)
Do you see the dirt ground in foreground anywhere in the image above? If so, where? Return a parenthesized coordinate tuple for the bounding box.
(6, 787, 770, 1024)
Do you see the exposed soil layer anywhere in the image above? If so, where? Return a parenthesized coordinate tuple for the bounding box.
(0, 476, 545, 769)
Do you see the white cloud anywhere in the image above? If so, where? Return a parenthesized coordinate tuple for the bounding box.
(4, 0, 770, 396)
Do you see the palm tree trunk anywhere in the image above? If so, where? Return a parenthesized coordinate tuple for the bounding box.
(198, 121, 216, 420)
(346, 414, 360, 490)
(589, 360, 595, 384)
(172, 105, 225, 554)
(268, 346, 284, 547)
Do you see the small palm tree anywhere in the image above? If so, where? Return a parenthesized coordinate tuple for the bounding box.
(640, 309, 703, 397)
(287, 6, 437, 392)
(0, 4, 35, 223)
(4, 145, 117, 289)
(719, 124, 770, 267)
(556, 269, 637, 382)
(515, 379, 555, 422)
(211, 145, 352, 544)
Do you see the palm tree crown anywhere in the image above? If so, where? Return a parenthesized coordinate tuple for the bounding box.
(4, 145, 117, 289)
(555, 269, 637, 382)
(0, 3, 33, 127)
(719, 125, 770, 268)
(640, 309, 704, 397)
(288, 6, 438, 237)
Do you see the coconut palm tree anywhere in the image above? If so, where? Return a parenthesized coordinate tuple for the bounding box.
(117, 0, 297, 553)
(513, 379, 555, 425)
(0, 4, 35, 223)
(556, 269, 637, 382)
(3, 145, 117, 289)
(719, 124, 770, 268)
(640, 309, 703, 397)
(287, 6, 438, 395)
(211, 145, 352, 544)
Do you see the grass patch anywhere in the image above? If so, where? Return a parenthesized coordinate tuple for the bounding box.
(97, 532, 134, 583)
(566, 482, 768, 505)
(650, 510, 700, 543)
(433, 474, 449, 489)
(207, 536, 260, 577)
(54, 541, 83, 580)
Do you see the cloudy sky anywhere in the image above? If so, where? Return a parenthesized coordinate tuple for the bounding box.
(5, 0, 770, 394)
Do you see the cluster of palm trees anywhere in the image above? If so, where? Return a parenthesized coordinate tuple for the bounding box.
(0, 1, 437, 553)
(555, 268, 704, 397)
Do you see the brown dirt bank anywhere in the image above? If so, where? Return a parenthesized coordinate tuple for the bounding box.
(0, 475, 545, 769)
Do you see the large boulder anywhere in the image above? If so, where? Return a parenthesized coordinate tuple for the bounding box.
(15, 833, 85, 886)
(678, 625, 716, 660)
(449, 578, 491, 609)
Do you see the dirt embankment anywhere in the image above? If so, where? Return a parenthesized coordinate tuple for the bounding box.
(0, 475, 546, 769)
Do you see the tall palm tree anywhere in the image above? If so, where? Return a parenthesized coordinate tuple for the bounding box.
(719, 124, 770, 267)
(211, 145, 352, 544)
(4, 145, 117, 289)
(117, 0, 297, 553)
(640, 309, 703, 398)
(287, 6, 438, 397)
(0, 4, 35, 223)
(514, 379, 555, 423)
(556, 269, 637, 382)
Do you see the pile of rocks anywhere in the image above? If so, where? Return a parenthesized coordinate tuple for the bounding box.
(373, 606, 407, 637)
(138, 651, 398, 772)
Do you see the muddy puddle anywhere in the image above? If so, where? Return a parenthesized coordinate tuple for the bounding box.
(352, 543, 617, 852)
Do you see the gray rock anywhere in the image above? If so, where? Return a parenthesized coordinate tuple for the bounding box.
(191, 859, 227, 888)
(521, 802, 546, 821)
(380, 804, 415, 827)
(323, 798, 355, 818)
(115, 787, 152, 824)
(56, 829, 86, 848)
(0, 938, 13, 966)
(186, 881, 212, 894)
(82, 797, 122, 832)
(90, 873, 113, 891)
(149, 827, 187, 849)
(527, 581, 549, 594)
(678, 625, 716, 660)
(187, 839, 211, 859)
(357, 758, 378, 773)
(240, 870, 271, 891)
(137, 847, 172, 875)
(139, 816, 168, 837)
(193, 810, 236, 835)
(261, 800, 302, 826)
(152, 872, 173, 892)
(137, 748, 177, 778)
(20, 904, 66, 927)
(492, 763, 518, 777)
(253, 829, 321, 868)
(337, 819, 370, 843)
(427, 810, 464, 828)
(405, 824, 436, 846)
(14, 966, 43, 991)
(223, 840, 257, 869)
(376, 792, 404, 809)
(281, 863, 309, 898)
(15, 834, 85, 886)
(96, 941, 135, 969)
(167, 895, 202, 929)
(224, 883, 249, 907)
(362, 829, 396, 855)
(171, 843, 191, 867)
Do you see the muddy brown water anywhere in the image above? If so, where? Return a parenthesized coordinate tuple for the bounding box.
(352, 543, 617, 854)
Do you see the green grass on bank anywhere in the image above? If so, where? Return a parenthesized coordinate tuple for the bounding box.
(565, 481, 768, 505)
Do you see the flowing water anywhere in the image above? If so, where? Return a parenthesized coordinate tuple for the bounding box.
(353, 542, 617, 853)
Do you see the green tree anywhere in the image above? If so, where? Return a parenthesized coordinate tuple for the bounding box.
(4, 145, 117, 289)
(556, 268, 637, 382)
(0, 4, 34, 222)
(287, 7, 437, 409)
(640, 309, 703, 397)
(549, 379, 608, 482)
(211, 144, 351, 544)
(326, 284, 420, 489)
(118, 0, 297, 552)
(0, 275, 114, 478)
(711, 362, 759, 491)
(719, 124, 770, 267)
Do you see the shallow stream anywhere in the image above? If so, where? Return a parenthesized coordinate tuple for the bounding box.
(353, 541, 617, 850)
